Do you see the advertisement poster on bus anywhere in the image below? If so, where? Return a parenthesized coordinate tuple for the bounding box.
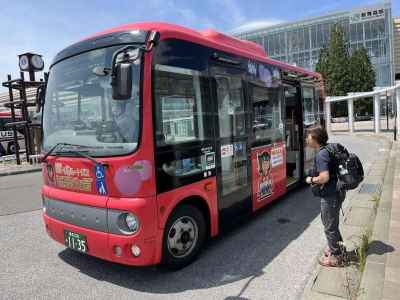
(251, 142, 286, 210)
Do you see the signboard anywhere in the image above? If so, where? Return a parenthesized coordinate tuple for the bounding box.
(0, 131, 14, 140)
(221, 144, 233, 158)
(251, 143, 286, 209)
(53, 162, 93, 192)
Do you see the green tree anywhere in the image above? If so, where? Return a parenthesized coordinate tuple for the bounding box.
(315, 46, 328, 79)
(348, 47, 375, 92)
(317, 24, 351, 96)
(315, 25, 377, 117)
(315, 25, 351, 116)
(348, 47, 375, 117)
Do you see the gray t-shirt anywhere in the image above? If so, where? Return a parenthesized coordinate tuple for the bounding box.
(315, 148, 337, 196)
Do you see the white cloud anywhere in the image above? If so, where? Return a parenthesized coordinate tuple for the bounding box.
(217, 0, 247, 27)
(231, 19, 284, 34)
(146, 0, 216, 29)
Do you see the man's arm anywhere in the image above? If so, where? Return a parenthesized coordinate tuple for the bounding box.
(306, 149, 330, 185)
(307, 170, 330, 184)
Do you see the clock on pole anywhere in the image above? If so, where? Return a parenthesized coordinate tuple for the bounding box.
(18, 52, 44, 81)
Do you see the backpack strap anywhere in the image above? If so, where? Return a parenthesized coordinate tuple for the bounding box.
(319, 143, 339, 180)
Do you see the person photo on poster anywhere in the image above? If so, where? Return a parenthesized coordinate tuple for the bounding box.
(257, 151, 273, 199)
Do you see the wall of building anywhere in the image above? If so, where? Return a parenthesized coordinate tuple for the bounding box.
(235, 1, 394, 87)
(395, 17, 400, 80)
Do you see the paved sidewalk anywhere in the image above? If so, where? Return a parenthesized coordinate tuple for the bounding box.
(303, 135, 394, 300)
(381, 142, 400, 299)
(357, 141, 400, 300)
(0, 161, 41, 177)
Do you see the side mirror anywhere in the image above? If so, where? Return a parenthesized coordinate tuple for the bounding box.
(112, 63, 132, 100)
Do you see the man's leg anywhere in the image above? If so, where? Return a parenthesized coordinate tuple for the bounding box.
(321, 195, 343, 256)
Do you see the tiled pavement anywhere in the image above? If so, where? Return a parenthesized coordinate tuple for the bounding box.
(303, 135, 399, 300)
(382, 149, 400, 300)
(0, 161, 41, 177)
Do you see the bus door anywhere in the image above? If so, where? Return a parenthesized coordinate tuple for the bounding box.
(302, 85, 319, 176)
(249, 81, 287, 211)
(283, 83, 304, 186)
(210, 66, 252, 223)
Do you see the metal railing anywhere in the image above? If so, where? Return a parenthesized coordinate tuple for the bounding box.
(325, 81, 400, 139)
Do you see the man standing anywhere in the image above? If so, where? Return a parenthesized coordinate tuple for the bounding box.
(305, 125, 345, 267)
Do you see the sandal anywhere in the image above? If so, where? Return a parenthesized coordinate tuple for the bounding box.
(324, 246, 332, 257)
(324, 244, 347, 257)
(318, 254, 344, 267)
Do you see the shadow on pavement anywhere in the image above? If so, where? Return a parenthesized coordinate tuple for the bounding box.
(367, 240, 395, 256)
(58, 186, 321, 294)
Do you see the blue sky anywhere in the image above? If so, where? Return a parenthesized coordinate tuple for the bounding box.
(0, 0, 398, 84)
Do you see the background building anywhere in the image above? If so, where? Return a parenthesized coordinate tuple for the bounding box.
(235, 1, 395, 88)
(395, 17, 400, 80)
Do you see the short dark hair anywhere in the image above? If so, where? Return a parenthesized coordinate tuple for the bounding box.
(307, 125, 328, 146)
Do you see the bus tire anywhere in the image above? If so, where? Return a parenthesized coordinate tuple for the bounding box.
(0, 144, 6, 156)
(161, 204, 206, 270)
(7, 142, 18, 154)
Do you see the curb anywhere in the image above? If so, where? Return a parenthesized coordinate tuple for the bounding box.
(0, 167, 42, 177)
(356, 141, 398, 300)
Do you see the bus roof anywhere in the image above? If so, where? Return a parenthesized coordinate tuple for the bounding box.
(84, 22, 322, 81)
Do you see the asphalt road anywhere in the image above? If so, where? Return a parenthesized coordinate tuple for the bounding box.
(0, 134, 384, 300)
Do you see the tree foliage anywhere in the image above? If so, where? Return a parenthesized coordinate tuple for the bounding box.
(349, 47, 376, 116)
(349, 47, 375, 92)
(315, 24, 376, 116)
(315, 24, 376, 95)
(315, 25, 351, 96)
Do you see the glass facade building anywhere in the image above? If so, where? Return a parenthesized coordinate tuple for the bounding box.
(235, 1, 395, 87)
(395, 17, 400, 80)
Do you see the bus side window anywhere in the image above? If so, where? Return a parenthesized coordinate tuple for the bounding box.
(153, 64, 209, 146)
(250, 84, 284, 146)
(215, 76, 246, 138)
(302, 87, 317, 127)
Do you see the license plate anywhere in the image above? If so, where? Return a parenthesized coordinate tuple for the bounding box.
(64, 229, 88, 253)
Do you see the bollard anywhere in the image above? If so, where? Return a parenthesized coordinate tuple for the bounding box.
(374, 91, 381, 133)
(29, 154, 41, 165)
(325, 101, 331, 133)
(348, 98, 354, 133)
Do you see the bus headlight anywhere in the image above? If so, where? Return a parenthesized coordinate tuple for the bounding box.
(125, 213, 139, 233)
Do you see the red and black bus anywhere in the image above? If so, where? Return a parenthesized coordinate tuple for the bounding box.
(0, 111, 24, 156)
(41, 22, 324, 269)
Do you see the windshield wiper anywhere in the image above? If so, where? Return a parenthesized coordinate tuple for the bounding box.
(42, 142, 101, 165)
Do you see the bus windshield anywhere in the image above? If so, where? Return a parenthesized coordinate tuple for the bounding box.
(43, 45, 141, 157)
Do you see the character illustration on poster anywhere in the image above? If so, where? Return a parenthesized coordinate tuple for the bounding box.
(257, 151, 273, 199)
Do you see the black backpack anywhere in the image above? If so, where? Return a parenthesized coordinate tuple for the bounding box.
(323, 143, 364, 191)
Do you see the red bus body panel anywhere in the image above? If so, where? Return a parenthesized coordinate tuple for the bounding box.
(43, 194, 161, 266)
(251, 142, 287, 211)
(156, 177, 219, 237)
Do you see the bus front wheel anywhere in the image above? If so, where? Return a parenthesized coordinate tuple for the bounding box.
(161, 204, 206, 270)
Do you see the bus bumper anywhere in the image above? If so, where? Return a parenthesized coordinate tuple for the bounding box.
(42, 195, 163, 266)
